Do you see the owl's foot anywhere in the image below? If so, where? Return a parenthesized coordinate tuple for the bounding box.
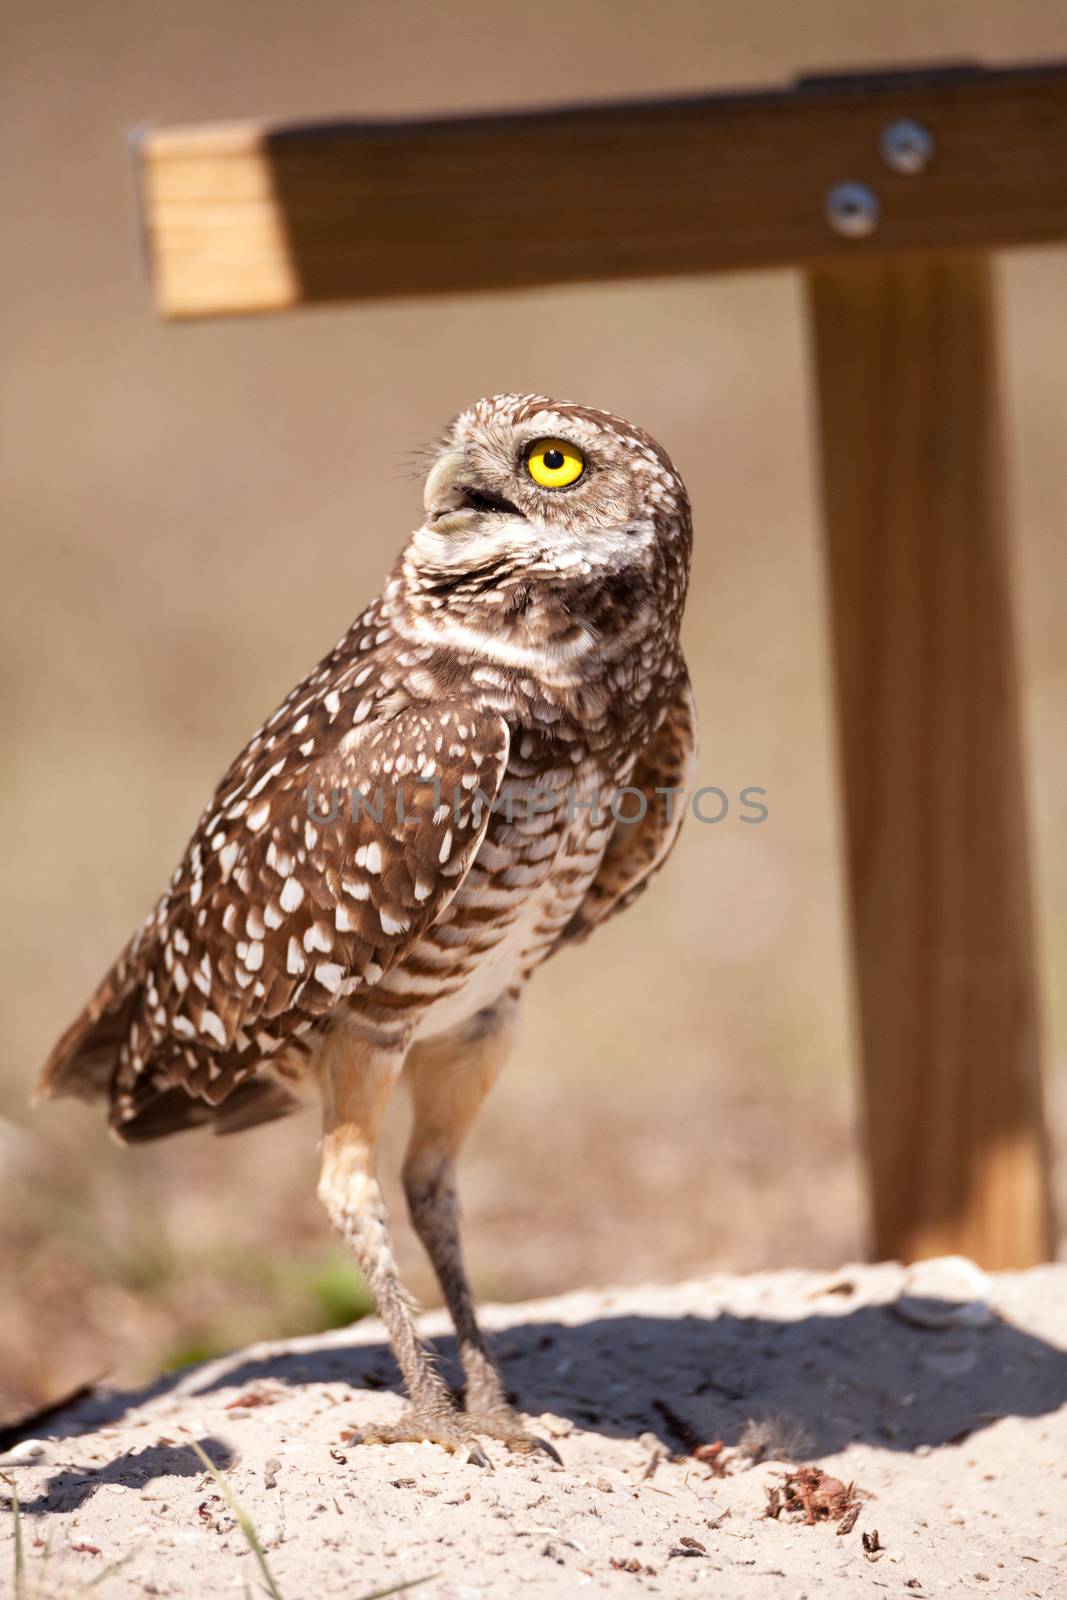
(341, 1405, 561, 1467)
(461, 1406, 564, 1465)
(342, 1409, 493, 1467)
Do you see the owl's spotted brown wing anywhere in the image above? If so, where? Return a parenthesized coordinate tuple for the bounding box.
(41, 704, 510, 1125)
(555, 673, 697, 949)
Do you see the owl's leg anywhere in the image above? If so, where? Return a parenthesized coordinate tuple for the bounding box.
(402, 994, 560, 1461)
(315, 1017, 487, 1464)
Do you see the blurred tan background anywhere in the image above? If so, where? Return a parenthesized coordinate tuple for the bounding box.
(3, 0, 1066, 1420)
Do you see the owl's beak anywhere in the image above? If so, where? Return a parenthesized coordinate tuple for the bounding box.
(423, 451, 470, 519)
(423, 450, 523, 529)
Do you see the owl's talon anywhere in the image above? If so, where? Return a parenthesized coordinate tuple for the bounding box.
(459, 1409, 565, 1464)
(466, 1441, 493, 1469)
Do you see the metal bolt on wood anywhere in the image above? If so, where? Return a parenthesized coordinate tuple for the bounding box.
(880, 118, 935, 174)
(824, 181, 880, 238)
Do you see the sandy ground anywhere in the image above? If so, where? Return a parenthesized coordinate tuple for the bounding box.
(2, 1261, 1066, 1600)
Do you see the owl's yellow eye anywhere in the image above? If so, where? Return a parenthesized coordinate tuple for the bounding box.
(525, 438, 585, 489)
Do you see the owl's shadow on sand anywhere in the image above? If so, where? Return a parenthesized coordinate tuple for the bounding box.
(21, 1299, 1066, 1516)
(190, 1303, 1067, 1458)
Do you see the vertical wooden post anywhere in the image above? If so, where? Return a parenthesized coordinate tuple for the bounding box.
(808, 254, 1054, 1268)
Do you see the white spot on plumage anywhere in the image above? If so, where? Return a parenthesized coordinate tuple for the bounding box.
(200, 1010, 227, 1047)
(314, 961, 345, 993)
(247, 800, 271, 834)
(280, 877, 305, 913)
(248, 759, 285, 800)
(287, 937, 306, 975)
(303, 922, 333, 954)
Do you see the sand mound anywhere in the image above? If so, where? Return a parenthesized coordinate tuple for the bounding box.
(3, 1262, 1065, 1598)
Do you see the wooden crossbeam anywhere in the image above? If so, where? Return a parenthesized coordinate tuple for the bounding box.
(137, 63, 1067, 319)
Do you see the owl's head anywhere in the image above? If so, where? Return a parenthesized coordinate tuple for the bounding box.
(410, 394, 691, 595)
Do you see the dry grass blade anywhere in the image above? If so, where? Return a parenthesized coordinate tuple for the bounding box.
(353, 1581, 437, 1600)
(188, 1440, 285, 1600)
(3, 1473, 25, 1600)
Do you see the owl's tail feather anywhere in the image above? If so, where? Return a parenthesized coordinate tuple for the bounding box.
(114, 1077, 300, 1143)
(39, 938, 303, 1142)
(38, 948, 141, 1104)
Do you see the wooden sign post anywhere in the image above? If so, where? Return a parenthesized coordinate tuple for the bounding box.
(134, 62, 1067, 1267)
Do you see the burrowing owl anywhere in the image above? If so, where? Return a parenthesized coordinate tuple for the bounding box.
(41, 395, 696, 1461)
